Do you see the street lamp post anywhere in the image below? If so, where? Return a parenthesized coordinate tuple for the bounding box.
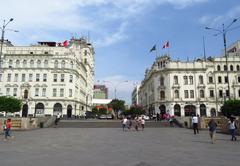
(102, 80, 128, 99)
(0, 18, 16, 69)
(205, 18, 239, 100)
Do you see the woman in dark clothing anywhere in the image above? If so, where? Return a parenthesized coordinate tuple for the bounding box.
(208, 118, 217, 144)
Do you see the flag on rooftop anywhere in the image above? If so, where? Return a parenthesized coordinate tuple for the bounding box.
(150, 45, 156, 52)
(162, 41, 169, 49)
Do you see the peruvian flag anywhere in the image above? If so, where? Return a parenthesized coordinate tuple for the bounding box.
(162, 41, 169, 49)
(62, 40, 68, 47)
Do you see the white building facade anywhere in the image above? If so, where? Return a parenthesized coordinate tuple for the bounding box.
(0, 38, 94, 117)
(138, 41, 240, 117)
(131, 85, 140, 105)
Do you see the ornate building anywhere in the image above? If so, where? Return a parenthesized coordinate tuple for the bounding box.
(138, 41, 240, 117)
(0, 37, 94, 117)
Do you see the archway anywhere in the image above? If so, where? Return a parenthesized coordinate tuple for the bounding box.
(184, 105, 196, 117)
(67, 105, 72, 118)
(174, 104, 181, 116)
(200, 104, 207, 117)
(210, 108, 216, 117)
(23, 90, 28, 99)
(35, 103, 44, 116)
(22, 104, 28, 117)
(159, 105, 166, 119)
(53, 103, 62, 116)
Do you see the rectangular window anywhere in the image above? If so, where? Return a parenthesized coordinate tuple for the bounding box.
(199, 76, 203, 84)
(238, 76, 240, 83)
(239, 90, 240, 97)
(200, 90, 204, 98)
(53, 74, 57, 82)
(22, 74, 26, 82)
(219, 90, 223, 98)
(224, 76, 228, 83)
(174, 76, 178, 84)
(189, 76, 193, 85)
(29, 74, 33, 82)
(69, 89, 72, 97)
(209, 76, 213, 83)
(13, 88, 17, 96)
(36, 74, 40, 82)
(43, 74, 47, 82)
(53, 88, 57, 97)
(35, 88, 39, 96)
(218, 76, 222, 83)
(7, 74, 11, 82)
(190, 90, 194, 98)
(184, 76, 188, 85)
(60, 88, 64, 97)
(61, 74, 65, 82)
(42, 88, 46, 97)
(210, 90, 214, 98)
(6, 88, 10, 96)
(226, 90, 229, 97)
(14, 74, 19, 82)
(184, 90, 189, 98)
(0, 74, 2, 82)
(69, 75, 73, 83)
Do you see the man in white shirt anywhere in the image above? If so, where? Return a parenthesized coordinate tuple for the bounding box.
(122, 117, 128, 131)
(192, 114, 199, 134)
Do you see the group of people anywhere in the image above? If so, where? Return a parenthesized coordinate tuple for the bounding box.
(192, 114, 238, 144)
(121, 116, 145, 132)
(1, 118, 13, 141)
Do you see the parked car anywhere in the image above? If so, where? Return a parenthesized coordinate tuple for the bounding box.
(99, 115, 107, 119)
(140, 115, 150, 120)
(106, 114, 113, 119)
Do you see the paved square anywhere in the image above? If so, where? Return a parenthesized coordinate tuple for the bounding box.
(0, 128, 239, 166)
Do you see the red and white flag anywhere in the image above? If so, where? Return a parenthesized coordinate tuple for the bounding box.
(162, 41, 169, 49)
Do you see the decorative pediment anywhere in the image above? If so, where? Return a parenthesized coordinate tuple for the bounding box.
(33, 84, 41, 88)
(21, 83, 31, 88)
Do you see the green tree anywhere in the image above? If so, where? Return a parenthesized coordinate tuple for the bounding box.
(130, 105, 145, 115)
(108, 99, 125, 118)
(98, 107, 107, 115)
(221, 100, 240, 117)
(0, 96, 22, 113)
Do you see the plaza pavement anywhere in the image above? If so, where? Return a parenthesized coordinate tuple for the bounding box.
(0, 127, 239, 166)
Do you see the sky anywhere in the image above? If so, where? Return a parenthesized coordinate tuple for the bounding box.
(0, 0, 240, 104)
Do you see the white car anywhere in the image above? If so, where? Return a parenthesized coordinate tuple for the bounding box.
(140, 115, 150, 120)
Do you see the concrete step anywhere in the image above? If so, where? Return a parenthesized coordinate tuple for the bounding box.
(53, 120, 172, 128)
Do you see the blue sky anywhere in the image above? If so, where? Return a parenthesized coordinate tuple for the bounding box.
(1, 0, 240, 104)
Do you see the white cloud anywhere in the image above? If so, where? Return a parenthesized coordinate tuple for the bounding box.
(0, 0, 209, 47)
(199, 5, 240, 26)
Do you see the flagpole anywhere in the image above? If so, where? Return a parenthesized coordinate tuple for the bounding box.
(156, 44, 158, 58)
(203, 36, 206, 61)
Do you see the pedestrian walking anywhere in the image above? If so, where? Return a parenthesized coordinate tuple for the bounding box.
(127, 118, 132, 131)
(4, 119, 12, 141)
(141, 116, 145, 131)
(192, 114, 199, 134)
(228, 118, 237, 141)
(121, 117, 128, 131)
(55, 113, 61, 125)
(134, 116, 139, 131)
(208, 118, 217, 144)
(156, 113, 160, 122)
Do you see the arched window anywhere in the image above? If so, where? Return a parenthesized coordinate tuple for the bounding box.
(217, 65, 221, 71)
(237, 65, 240, 71)
(35, 103, 45, 115)
(16, 60, 20, 68)
(54, 60, 58, 68)
(23, 60, 27, 67)
(174, 104, 181, 116)
(174, 90, 179, 98)
(30, 60, 34, 68)
(200, 104, 206, 117)
(160, 91, 165, 100)
(199, 75, 203, 84)
(224, 65, 227, 71)
(70, 61, 74, 69)
(230, 65, 234, 71)
(23, 89, 28, 99)
(61, 60, 65, 68)
(37, 60, 41, 68)
(44, 60, 48, 68)
(53, 103, 62, 116)
(9, 60, 13, 68)
(160, 77, 164, 86)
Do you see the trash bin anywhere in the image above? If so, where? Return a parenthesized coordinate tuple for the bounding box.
(40, 122, 44, 128)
